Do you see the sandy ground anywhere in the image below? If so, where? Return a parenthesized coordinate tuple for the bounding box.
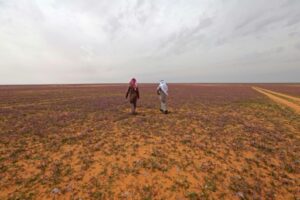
(253, 87, 300, 114)
(0, 84, 299, 200)
(257, 87, 300, 103)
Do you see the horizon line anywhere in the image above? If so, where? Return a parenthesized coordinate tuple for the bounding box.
(0, 82, 299, 86)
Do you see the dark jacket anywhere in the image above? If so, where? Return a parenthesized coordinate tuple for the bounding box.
(126, 86, 140, 103)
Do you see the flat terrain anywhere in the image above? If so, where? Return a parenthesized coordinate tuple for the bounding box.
(0, 84, 299, 200)
(256, 84, 300, 97)
(253, 87, 300, 114)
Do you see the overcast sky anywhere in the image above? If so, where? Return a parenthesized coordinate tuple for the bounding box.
(0, 0, 299, 84)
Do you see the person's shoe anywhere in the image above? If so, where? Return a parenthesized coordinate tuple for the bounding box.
(160, 109, 164, 112)
(164, 110, 169, 114)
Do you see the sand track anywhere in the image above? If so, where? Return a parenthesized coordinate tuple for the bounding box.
(257, 87, 300, 104)
(253, 87, 300, 114)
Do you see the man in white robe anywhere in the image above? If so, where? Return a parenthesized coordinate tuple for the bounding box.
(157, 80, 168, 114)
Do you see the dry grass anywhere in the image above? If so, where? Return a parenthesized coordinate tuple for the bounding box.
(0, 84, 299, 199)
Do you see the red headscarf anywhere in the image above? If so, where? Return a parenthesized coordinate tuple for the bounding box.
(129, 78, 137, 90)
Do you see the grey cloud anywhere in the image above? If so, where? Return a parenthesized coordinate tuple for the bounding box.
(289, 31, 300, 37)
(233, 14, 285, 38)
(134, 0, 156, 25)
(157, 17, 212, 56)
(235, 17, 258, 31)
(295, 43, 300, 51)
(281, 0, 299, 7)
(215, 37, 229, 47)
(240, 47, 286, 62)
(103, 15, 123, 40)
(102, 1, 157, 40)
(195, 18, 213, 32)
(286, 13, 300, 26)
(227, 1, 300, 41)
(255, 15, 287, 31)
(0, 0, 299, 84)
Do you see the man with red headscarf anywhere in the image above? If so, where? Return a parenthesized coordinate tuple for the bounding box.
(125, 78, 140, 114)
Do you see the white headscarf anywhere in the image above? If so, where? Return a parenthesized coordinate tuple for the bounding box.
(158, 80, 168, 95)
